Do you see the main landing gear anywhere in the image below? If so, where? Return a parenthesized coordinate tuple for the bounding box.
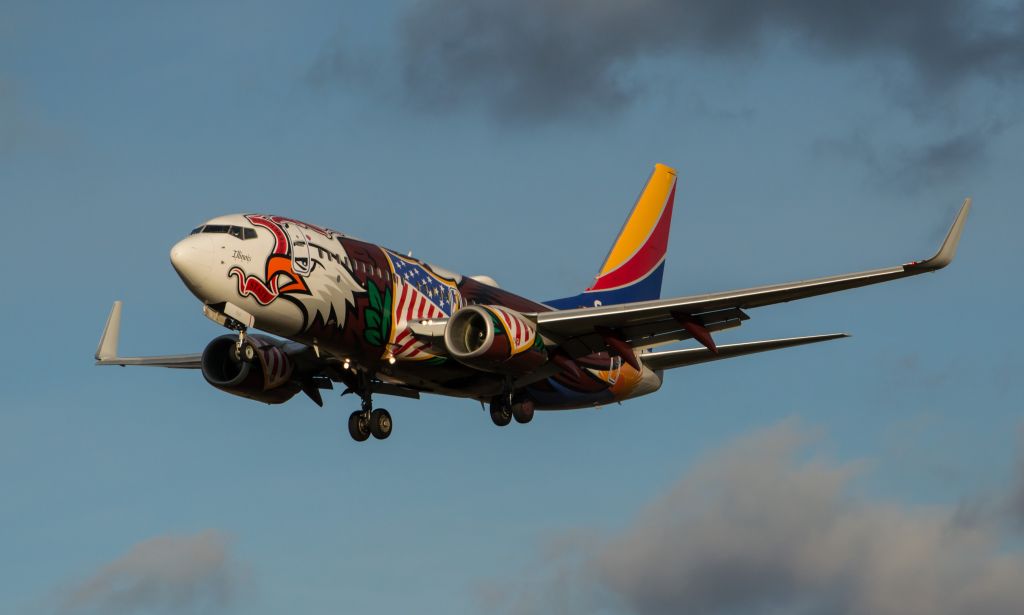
(347, 389, 392, 442)
(490, 396, 534, 427)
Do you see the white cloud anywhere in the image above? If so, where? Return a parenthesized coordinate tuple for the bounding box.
(58, 530, 238, 615)
(486, 420, 1024, 615)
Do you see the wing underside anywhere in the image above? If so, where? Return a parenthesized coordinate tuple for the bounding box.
(642, 333, 849, 371)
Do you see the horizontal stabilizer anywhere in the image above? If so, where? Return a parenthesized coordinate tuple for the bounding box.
(95, 301, 202, 368)
(642, 333, 849, 371)
(96, 354, 202, 368)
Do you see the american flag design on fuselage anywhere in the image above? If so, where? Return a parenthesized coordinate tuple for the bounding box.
(385, 251, 461, 360)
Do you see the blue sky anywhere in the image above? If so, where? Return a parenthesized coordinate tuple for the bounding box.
(2, 2, 1023, 613)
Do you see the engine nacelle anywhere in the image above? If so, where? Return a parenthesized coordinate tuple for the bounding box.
(444, 305, 547, 375)
(201, 334, 300, 404)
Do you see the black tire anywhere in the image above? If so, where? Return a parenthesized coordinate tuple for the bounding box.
(348, 411, 371, 442)
(370, 408, 392, 440)
(512, 401, 534, 424)
(490, 404, 512, 427)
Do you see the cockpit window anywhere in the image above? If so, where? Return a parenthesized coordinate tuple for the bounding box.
(190, 226, 204, 235)
(195, 224, 256, 239)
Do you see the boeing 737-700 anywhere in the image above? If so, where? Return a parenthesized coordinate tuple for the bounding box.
(95, 164, 971, 442)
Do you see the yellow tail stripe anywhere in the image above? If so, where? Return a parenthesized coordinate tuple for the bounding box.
(599, 163, 677, 276)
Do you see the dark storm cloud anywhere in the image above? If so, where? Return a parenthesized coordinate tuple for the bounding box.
(397, 0, 1024, 121)
(814, 119, 1006, 191)
(894, 130, 990, 188)
(57, 530, 239, 614)
(485, 421, 1024, 615)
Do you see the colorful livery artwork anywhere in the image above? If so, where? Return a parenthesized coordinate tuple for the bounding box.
(96, 164, 971, 443)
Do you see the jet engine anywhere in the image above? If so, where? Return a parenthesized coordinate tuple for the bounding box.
(201, 334, 301, 403)
(444, 305, 547, 375)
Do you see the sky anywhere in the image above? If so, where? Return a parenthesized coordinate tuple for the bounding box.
(2, 1, 1023, 613)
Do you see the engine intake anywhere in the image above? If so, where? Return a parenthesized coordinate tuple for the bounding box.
(201, 334, 300, 404)
(444, 305, 546, 375)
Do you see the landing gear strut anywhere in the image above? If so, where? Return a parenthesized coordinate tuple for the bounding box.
(347, 381, 392, 442)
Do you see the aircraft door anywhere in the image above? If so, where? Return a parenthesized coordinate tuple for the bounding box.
(286, 223, 312, 276)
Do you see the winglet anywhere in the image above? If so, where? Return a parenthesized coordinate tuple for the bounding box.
(907, 197, 972, 271)
(95, 301, 123, 361)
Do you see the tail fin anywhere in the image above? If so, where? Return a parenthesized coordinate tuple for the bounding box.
(546, 164, 677, 309)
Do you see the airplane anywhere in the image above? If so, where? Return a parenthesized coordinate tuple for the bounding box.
(95, 164, 971, 442)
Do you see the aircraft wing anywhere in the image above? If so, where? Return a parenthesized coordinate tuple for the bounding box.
(95, 301, 202, 368)
(534, 198, 971, 358)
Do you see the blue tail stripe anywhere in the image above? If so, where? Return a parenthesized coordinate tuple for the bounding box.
(545, 262, 665, 309)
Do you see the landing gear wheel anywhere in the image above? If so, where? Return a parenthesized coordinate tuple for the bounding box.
(490, 404, 512, 427)
(347, 411, 371, 442)
(512, 401, 534, 424)
(233, 340, 256, 363)
(370, 408, 392, 440)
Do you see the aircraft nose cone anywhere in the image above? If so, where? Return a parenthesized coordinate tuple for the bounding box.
(170, 237, 212, 297)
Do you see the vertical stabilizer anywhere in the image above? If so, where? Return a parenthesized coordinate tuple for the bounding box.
(547, 164, 677, 309)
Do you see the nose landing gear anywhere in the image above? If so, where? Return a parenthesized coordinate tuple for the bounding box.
(232, 330, 257, 362)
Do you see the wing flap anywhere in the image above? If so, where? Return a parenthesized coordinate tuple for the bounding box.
(557, 308, 748, 358)
(643, 333, 849, 371)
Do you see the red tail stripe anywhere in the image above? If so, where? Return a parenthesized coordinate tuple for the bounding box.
(588, 183, 675, 291)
